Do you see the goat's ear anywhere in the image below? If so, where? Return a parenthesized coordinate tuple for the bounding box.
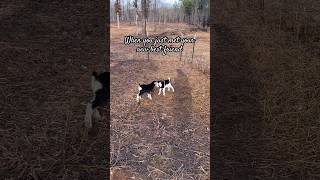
(92, 71, 98, 77)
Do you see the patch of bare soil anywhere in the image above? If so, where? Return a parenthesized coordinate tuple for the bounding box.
(110, 23, 210, 179)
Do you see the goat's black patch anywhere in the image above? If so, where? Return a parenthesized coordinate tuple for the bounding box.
(138, 81, 156, 96)
(85, 71, 109, 128)
(92, 71, 109, 104)
(92, 88, 108, 109)
(93, 71, 109, 90)
(156, 79, 170, 88)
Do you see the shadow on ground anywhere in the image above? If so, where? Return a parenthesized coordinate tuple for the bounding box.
(212, 24, 264, 179)
(171, 69, 198, 172)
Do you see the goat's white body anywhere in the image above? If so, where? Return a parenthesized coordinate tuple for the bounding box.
(156, 78, 174, 96)
(91, 76, 102, 94)
(136, 94, 142, 102)
(85, 72, 106, 128)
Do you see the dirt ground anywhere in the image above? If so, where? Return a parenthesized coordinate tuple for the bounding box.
(110, 23, 210, 179)
(0, 1, 108, 179)
(212, 1, 320, 179)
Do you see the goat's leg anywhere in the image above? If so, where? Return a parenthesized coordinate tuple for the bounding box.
(137, 90, 143, 102)
(93, 108, 101, 120)
(165, 86, 170, 92)
(91, 76, 96, 94)
(169, 84, 175, 92)
(84, 103, 93, 128)
(88, 95, 103, 127)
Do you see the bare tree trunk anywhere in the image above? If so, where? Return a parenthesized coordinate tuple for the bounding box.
(154, 0, 157, 31)
(127, 0, 130, 24)
(191, 34, 196, 64)
(122, 0, 125, 21)
(117, 12, 120, 28)
(136, 13, 139, 34)
(144, 16, 147, 36)
(192, 6, 195, 25)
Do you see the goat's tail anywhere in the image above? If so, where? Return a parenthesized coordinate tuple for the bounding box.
(168, 77, 171, 81)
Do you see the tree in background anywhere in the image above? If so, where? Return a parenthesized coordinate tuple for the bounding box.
(110, 0, 209, 31)
(141, 0, 150, 36)
(133, 0, 140, 34)
(127, 0, 131, 24)
(114, 0, 122, 28)
(153, 0, 158, 31)
(173, 1, 181, 23)
(198, 0, 209, 29)
(180, 0, 193, 24)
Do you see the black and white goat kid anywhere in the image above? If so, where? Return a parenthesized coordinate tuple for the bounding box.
(155, 77, 174, 96)
(85, 71, 109, 128)
(136, 81, 156, 102)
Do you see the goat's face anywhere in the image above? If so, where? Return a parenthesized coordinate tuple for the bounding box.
(154, 81, 161, 88)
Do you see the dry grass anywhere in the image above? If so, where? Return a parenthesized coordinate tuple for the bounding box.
(0, 1, 108, 179)
(110, 23, 210, 179)
(212, 0, 320, 179)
